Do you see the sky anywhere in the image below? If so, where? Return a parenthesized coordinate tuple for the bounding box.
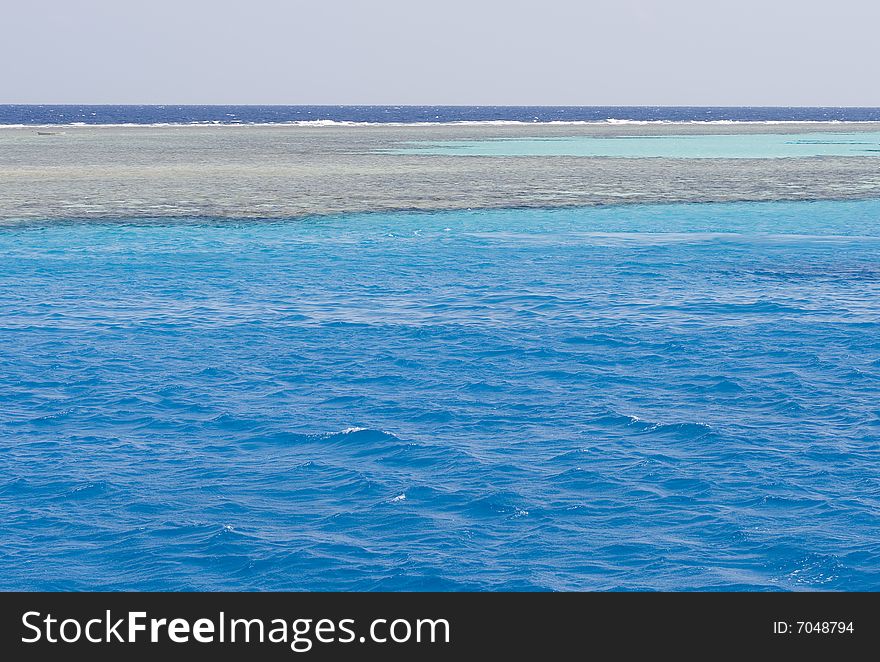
(2, 0, 878, 105)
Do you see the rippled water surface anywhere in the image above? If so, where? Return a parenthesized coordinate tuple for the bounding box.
(2, 200, 879, 590)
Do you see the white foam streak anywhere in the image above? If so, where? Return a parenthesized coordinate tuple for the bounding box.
(0, 119, 868, 129)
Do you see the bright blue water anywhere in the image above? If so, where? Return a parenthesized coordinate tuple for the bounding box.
(2, 105, 880, 125)
(2, 200, 880, 591)
(393, 133, 880, 159)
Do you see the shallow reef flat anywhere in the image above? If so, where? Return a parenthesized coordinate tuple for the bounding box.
(2, 123, 880, 221)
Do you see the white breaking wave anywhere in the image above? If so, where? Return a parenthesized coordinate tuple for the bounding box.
(0, 119, 870, 129)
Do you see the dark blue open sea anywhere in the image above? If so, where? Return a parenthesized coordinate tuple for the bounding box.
(2, 199, 879, 591)
(3, 104, 880, 125)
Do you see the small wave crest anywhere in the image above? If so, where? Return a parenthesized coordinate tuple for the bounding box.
(590, 409, 713, 439)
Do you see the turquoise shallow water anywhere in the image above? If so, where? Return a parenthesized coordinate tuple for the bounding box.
(1, 199, 880, 590)
(392, 132, 880, 158)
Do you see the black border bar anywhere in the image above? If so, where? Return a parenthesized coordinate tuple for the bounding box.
(2, 592, 875, 659)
